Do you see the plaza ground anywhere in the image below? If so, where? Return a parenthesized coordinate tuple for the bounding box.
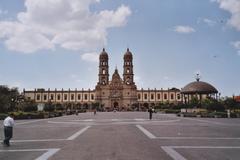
(1, 112, 240, 160)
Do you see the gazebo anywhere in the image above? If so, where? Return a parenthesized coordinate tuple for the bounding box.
(181, 75, 218, 104)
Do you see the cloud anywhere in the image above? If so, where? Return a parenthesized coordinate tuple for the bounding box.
(231, 41, 240, 55)
(197, 18, 216, 27)
(232, 41, 240, 49)
(212, 0, 240, 31)
(0, 9, 8, 15)
(173, 25, 196, 34)
(70, 74, 78, 79)
(81, 52, 99, 62)
(0, 0, 131, 53)
(163, 76, 170, 80)
(203, 18, 217, 26)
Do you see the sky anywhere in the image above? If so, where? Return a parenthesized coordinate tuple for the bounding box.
(0, 0, 240, 97)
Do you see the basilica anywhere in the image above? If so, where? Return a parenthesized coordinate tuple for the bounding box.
(24, 48, 183, 111)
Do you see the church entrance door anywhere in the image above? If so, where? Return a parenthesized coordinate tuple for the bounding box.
(113, 101, 119, 110)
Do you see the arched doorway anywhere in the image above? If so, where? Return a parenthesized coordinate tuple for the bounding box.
(113, 101, 119, 110)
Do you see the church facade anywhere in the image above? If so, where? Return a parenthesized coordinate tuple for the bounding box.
(24, 48, 182, 110)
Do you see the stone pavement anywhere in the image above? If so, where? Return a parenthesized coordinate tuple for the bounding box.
(1, 112, 240, 160)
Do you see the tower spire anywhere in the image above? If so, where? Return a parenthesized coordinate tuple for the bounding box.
(123, 48, 134, 85)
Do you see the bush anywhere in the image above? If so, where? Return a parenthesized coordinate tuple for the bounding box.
(10, 111, 44, 119)
(177, 112, 197, 117)
(202, 98, 225, 112)
(23, 105, 38, 112)
(44, 104, 55, 112)
(164, 109, 180, 114)
(0, 113, 8, 120)
(55, 104, 64, 111)
(214, 112, 227, 118)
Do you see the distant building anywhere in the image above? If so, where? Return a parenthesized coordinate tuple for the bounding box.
(181, 75, 219, 104)
(234, 96, 240, 102)
(24, 48, 217, 110)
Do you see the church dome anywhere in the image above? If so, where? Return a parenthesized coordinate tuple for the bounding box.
(100, 48, 108, 59)
(124, 48, 133, 59)
(181, 80, 218, 94)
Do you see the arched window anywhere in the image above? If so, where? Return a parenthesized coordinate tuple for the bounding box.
(127, 68, 130, 73)
(102, 69, 106, 74)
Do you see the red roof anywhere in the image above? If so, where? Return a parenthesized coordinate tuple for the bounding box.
(234, 96, 240, 102)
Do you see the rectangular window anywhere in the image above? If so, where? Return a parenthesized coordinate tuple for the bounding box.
(64, 94, 67, 100)
(57, 94, 61, 100)
(164, 94, 167, 100)
(84, 94, 88, 100)
(157, 93, 161, 99)
(91, 94, 94, 100)
(171, 94, 174, 100)
(177, 94, 181, 100)
(44, 95, 47, 100)
(50, 94, 54, 100)
(37, 94, 40, 100)
(138, 94, 141, 99)
(144, 94, 147, 100)
(71, 94, 74, 100)
(151, 94, 154, 100)
(78, 94, 81, 100)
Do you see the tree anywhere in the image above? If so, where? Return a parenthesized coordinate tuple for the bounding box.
(202, 98, 225, 111)
(44, 102, 55, 112)
(0, 85, 19, 112)
(189, 96, 199, 108)
(23, 100, 38, 112)
(223, 98, 239, 110)
(55, 103, 64, 111)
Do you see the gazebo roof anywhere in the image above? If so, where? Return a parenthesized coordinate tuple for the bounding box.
(181, 81, 218, 94)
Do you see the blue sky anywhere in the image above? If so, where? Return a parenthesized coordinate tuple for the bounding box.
(0, 0, 239, 97)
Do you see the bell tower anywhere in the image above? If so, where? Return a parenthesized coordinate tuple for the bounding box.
(123, 48, 134, 85)
(98, 48, 109, 85)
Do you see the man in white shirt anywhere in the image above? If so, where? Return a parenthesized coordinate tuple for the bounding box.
(3, 113, 14, 147)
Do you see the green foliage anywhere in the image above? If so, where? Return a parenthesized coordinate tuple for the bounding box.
(0, 113, 8, 120)
(0, 85, 19, 112)
(10, 111, 45, 120)
(92, 102, 100, 110)
(164, 109, 180, 114)
(55, 103, 64, 111)
(202, 98, 225, 111)
(223, 98, 240, 110)
(155, 102, 185, 110)
(44, 103, 55, 112)
(189, 96, 199, 107)
(22, 100, 38, 112)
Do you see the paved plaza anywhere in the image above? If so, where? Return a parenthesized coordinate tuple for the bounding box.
(1, 112, 240, 160)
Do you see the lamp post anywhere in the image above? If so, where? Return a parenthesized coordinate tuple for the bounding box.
(11, 98, 15, 112)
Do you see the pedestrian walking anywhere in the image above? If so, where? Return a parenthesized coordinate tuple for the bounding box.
(94, 109, 97, 115)
(3, 113, 14, 147)
(148, 107, 153, 120)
